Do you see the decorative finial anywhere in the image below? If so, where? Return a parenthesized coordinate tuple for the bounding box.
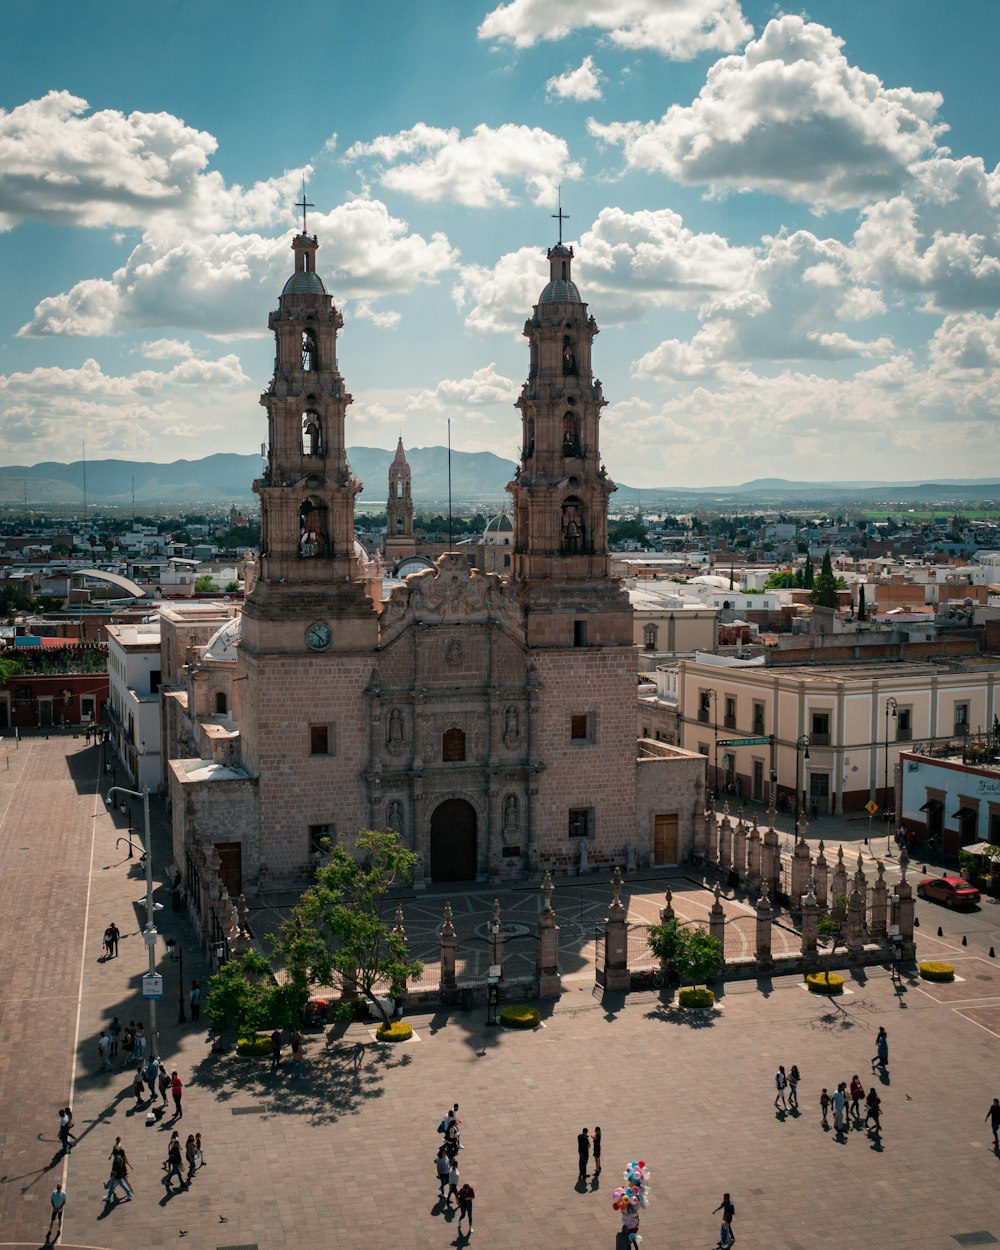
(552, 186, 570, 245)
(296, 177, 315, 235)
(540, 871, 554, 912)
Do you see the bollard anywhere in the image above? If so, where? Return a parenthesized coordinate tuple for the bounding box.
(990, 947, 995, 959)
(937, 926, 943, 937)
(962, 935, 968, 946)
(914, 916, 920, 927)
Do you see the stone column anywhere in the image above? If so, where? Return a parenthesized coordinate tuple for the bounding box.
(732, 818, 747, 885)
(658, 889, 675, 981)
(537, 872, 561, 999)
(755, 880, 774, 971)
(846, 876, 865, 961)
(490, 897, 506, 970)
(895, 852, 916, 960)
(392, 904, 409, 1015)
(830, 847, 848, 919)
(718, 810, 733, 875)
(709, 884, 726, 966)
(439, 902, 457, 1003)
(705, 800, 719, 863)
(800, 876, 818, 962)
(693, 792, 709, 860)
(761, 823, 780, 901)
(790, 832, 812, 909)
(813, 841, 829, 909)
(869, 861, 888, 944)
(603, 867, 630, 991)
(746, 818, 762, 894)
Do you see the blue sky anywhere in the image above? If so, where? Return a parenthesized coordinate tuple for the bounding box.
(2, 0, 1000, 489)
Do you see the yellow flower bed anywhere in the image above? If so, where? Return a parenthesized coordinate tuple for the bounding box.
(375, 1020, 413, 1042)
(678, 987, 714, 1008)
(500, 1004, 540, 1029)
(236, 1034, 274, 1056)
(807, 972, 845, 994)
(919, 961, 955, 982)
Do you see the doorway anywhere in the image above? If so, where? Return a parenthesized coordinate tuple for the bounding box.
(430, 799, 477, 882)
(216, 842, 243, 898)
(653, 814, 678, 865)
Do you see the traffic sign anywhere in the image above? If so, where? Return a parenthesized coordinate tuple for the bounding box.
(717, 736, 770, 747)
(865, 800, 880, 816)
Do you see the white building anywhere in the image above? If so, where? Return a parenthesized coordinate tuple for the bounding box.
(105, 622, 163, 792)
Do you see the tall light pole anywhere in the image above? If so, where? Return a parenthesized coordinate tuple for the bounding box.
(704, 688, 719, 799)
(108, 784, 159, 1051)
(794, 734, 810, 820)
(884, 695, 898, 843)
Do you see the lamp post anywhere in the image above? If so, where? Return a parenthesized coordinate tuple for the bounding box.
(704, 688, 719, 799)
(884, 696, 898, 852)
(164, 937, 186, 1025)
(108, 783, 158, 1050)
(794, 734, 810, 821)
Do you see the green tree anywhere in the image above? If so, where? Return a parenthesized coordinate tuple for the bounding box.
(275, 829, 422, 1028)
(195, 575, 218, 593)
(648, 920, 723, 988)
(811, 549, 840, 608)
(225, 581, 241, 593)
(0, 656, 23, 684)
(801, 555, 815, 589)
(608, 517, 649, 546)
(816, 894, 848, 987)
(764, 570, 798, 589)
(206, 949, 282, 1041)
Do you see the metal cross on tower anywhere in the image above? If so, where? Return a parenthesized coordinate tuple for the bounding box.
(296, 181, 315, 235)
(552, 188, 570, 244)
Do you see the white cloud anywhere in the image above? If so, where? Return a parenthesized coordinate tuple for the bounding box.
(0, 354, 250, 460)
(479, 0, 752, 60)
(588, 15, 946, 209)
(0, 90, 302, 239)
(139, 338, 196, 360)
(407, 363, 519, 412)
(928, 311, 1000, 375)
(547, 56, 604, 102)
(346, 123, 581, 207)
(19, 198, 458, 338)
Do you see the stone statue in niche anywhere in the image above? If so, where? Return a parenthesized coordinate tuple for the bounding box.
(386, 707, 404, 746)
(386, 800, 403, 834)
(503, 705, 520, 745)
(503, 794, 519, 833)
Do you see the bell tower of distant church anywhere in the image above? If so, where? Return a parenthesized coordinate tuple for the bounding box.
(384, 436, 417, 569)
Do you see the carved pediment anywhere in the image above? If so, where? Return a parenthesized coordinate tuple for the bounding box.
(381, 552, 524, 642)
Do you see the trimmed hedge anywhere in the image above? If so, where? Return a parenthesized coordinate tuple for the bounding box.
(919, 961, 955, 982)
(375, 1020, 413, 1042)
(500, 1004, 540, 1029)
(807, 972, 845, 994)
(678, 986, 714, 1008)
(236, 1034, 274, 1056)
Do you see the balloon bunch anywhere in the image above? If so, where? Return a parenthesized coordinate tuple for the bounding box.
(612, 1159, 651, 1244)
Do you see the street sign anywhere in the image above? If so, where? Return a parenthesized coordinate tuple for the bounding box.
(717, 736, 770, 747)
(142, 973, 163, 1001)
(865, 800, 880, 816)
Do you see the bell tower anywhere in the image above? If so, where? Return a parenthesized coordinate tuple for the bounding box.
(508, 232, 632, 646)
(241, 220, 377, 655)
(384, 436, 417, 569)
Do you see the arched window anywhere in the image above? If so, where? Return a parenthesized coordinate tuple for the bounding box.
(560, 496, 586, 554)
(643, 624, 658, 651)
(215, 692, 228, 715)
(442, 726, 466, 762)
(299, 496, 329, 557)
(561, 335, 577, 375)
(301, 328, 318, 371)
(302, 411, 321, 455)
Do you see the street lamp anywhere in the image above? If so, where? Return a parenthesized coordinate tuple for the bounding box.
(164, 936, 186, 1025)
(703, 688, 719, 798)
(107, 783, 158, 1051)
(794, 734, 810, 820)
(884, 696, 898, 849)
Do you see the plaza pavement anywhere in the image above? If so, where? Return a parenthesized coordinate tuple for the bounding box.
(1, 735, 999, 1250)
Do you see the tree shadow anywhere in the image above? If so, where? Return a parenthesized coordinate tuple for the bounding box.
(643, 1004, 719, 1028)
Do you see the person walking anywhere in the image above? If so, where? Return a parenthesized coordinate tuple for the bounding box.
(872, 1026, 889, 1071)
(103, 925, 115, 959)
(132, 1022, 146, 1063)
(457, 1180, 475, 1235)
(120, 1021, 135, 1068)
(819, 1088, 830, 1127)
(97, 1029, 113, 1072)
(592, 1125, 602, 1177)
(108, 1016, 122, 1060)
(105, 1142, 133, 1204)
(170, 1071, 184, 1118)
(158, 1066, 171, 1106)
(832, 1082, 847, 1133)
(189, 980, 201, 1023)
(446, 1159, 461, 1207)
(109, 921, 120, 957)
(270, 1027, 283, 1072)
(46, 1181, 66, 1242)
(132, 1063, 146, 1107)
(145, 1055, 160, 1100)
(289, 1027, 303, 1077)
(57, 1109, 73, 1154)
(195, 1132, 205, 1166)
(788, 1065, 800, 1110)
(849, 1074, 865, 1121)
(986, 1097, 1000, 1148)
(435, 1145, 451, 1197)
(865, 1087, 882, 1133)
(577, 1127, 590, 1180)
(774, 1065, 788, 1109)
(445, 1111, 462, 1159)
(162, 1134, 186, 1191)
(185, 1134, 198, 1180)
(713, 1193, 736, 1245)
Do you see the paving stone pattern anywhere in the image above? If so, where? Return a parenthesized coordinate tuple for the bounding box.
(0, 736, 998, 1250)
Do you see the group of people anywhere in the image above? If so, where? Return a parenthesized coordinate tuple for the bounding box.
(577, 1126, 602, 1181)
(101, 921, 121, 959)
(98, 1017, 146, 1072)
(775, 1026, 888, 1137)
(162, 1127, 206, 1192)
(130, 1055, 184, 1119)
(270, 1026, 304, 1076)
(434, 1104, 474, 1235)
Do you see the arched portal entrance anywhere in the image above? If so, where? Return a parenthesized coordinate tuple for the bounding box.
(430, 799, 477, 882)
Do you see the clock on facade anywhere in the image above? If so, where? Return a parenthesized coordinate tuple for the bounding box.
(306, 622, 332, 651)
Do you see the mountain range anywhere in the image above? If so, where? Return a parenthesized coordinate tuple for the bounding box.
(0, 451, 997, 511)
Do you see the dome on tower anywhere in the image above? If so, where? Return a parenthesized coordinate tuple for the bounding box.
(203, 617, 242, 662)
(483, 507, 514, 544)
(281, 269, 327, 296)
(538, 241, 580, 304)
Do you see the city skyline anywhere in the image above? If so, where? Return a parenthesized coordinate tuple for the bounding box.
(2, 1, 999, 487)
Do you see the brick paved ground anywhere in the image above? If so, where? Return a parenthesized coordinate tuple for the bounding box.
(1, 736, 999, 1250)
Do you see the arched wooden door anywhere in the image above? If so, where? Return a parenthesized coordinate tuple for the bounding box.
(430, 799, 477, 882)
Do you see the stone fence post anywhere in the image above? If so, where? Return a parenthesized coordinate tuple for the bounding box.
(732, 819, 747, 885)
(393, 904, 409, 1014)
(602, 867, 630, 991)
(895, 853, 916, 959)
(830, 847, 848, 919)
(869, 861, 888, 944)
(813, 841, 829, 909)
(490, 897, 506, 970)
(800, 877, 818, 962)
(537, 873, 561, 999)
(718, 810, 733, 875)
(746, 818, 762, 894)
(710, 885, 726, 970)
(439, 902, 457, 1003)
(755, 881, 774, 972)
(761, 823, 779, 901)
(658, 889, 675, 982)
(846, 877, 865, 961)
(791, 830, 812, 907)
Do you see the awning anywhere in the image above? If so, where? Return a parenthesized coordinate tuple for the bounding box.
(919, 799, 942, 812)
(951, 806, 977, 820)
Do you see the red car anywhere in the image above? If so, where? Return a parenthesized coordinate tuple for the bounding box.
(916, 876, 980, 908)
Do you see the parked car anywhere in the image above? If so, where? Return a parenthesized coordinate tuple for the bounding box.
(916, 875, 980, 908)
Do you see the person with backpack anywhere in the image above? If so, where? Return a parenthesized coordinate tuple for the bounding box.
(865, 1087, 882, 1134)
(713, 1193, 736, 1246)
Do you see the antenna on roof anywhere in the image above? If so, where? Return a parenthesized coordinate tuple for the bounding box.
(296, 177, 314, 235)
(552, 186, 569, 245)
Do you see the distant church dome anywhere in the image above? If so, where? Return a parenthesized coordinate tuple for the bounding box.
(281, 270, 327, 296)
(483, 508, 513, 544)
(203, 617, 241, 662)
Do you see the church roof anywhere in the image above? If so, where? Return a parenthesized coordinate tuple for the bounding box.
(538, 277, 581, 304)
(281, 270, 327, 296)
(203, 617, 241, 662)
(484, 508, 513, 534)
(390, 437, 409, 470)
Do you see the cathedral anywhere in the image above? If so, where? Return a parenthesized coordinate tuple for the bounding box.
(165, 219, 700, 899)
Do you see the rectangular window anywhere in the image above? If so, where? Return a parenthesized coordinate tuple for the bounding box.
(574, 619, 587, 647)
(698, 690, 713, 724)
(568, 808, 593, 838)
(724, 696, 737, 730)
(810, 711, 831, 746)
(752, 701, 765, 735)
(309, 724, 331, 756)
(954, 702, 969, 735)
(570, 713, 592, 743)
(896, 707, 912, 741)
